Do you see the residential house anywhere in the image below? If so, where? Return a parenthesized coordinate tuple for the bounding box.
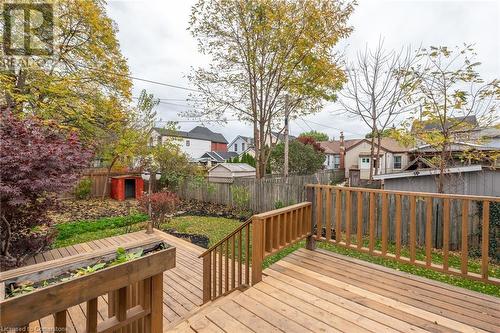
(150, 126, 228, 159)
(198, 151, 239, 167)
(413, 115, 479, 144)
(207, 163, 256, 183)
(410, 125, 500, 169)
(228, 135, 254, 154)
(319, 132, 411, 180)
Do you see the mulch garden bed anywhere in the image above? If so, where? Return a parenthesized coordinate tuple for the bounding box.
(50, 199, 141, 223)
(177, 199, 251, 221)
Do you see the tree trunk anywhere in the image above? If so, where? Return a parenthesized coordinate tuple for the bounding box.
(375, 134, 382, 176)
(368, 127, 376, 182)
(102, 156, 118, 199)
(437, 143, 448, 193)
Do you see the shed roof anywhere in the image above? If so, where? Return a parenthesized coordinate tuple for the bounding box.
(209, 163, 256, 173)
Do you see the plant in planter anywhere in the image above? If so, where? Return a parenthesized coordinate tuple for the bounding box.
(138, 191, 180, 228)
(0, 239, 176, 332)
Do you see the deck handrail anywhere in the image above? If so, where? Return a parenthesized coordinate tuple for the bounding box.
(199, 216, 252, 258)
(305, 184, 500, 202)
(200, 202, 312, 303)
(306, 185, 499, 286)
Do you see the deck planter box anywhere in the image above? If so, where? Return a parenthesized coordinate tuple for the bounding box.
(0, 237, 175, 332)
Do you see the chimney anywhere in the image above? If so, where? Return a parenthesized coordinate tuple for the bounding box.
(339, 131, 345, 169)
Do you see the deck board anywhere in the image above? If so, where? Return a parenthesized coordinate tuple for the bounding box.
(24, 230, 204, 333)
(174, 248, 499, 333)
(20, 233, 499, 333)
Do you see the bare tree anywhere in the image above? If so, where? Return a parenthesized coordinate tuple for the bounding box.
(339, 40, 417, 180)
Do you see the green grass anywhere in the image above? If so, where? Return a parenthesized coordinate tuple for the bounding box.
(316, 242, 500, 297)
(53, 214, 148, 248)
(341, 235, 500, 279)
(162, 215, 242, 247)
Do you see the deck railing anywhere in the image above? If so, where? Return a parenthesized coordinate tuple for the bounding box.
(199, 202, 312, 303)
(305, 185, 500, 285)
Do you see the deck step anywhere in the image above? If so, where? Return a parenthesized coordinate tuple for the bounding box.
(167, 290, 244, 332)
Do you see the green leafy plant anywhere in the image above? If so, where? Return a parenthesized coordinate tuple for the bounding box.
(10, 282, 34, 297)
(231, 185, 250, 214)
(110, 247, 143, 266)
(73, 178, 92, 199)
(73, 262, 107, 277)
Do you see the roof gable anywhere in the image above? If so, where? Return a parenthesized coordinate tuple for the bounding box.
(153, 126, 228, 144)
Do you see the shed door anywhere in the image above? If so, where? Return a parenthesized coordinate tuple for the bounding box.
(125, 179, 136, 199)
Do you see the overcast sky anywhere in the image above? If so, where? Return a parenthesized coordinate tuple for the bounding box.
(106, 0, 499, 141)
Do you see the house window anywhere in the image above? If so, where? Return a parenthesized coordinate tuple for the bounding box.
(234, 143, 238, 152)
(361, 157, 370, 164)
(394, 155, 402, 169)
(149, 137, 154, 147)
(157, 136, 161, 146)
(186, 140, 190, 147)
(333, 155, 340, 169)
(242, 142, 245, 151)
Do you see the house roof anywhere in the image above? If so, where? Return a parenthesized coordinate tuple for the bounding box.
(208, 163, 256, 173)
(153, 126, 228, 144)
(403, 156, 437, 171)
(417, 116, 478, 132)
(411, 141, 497, 153)
(373, 164, 482, 180)
(319, 138, 409, 154)
(200, 151, 239, 162)
(318, 139, 361, 154)
(271, 131, 297, 141)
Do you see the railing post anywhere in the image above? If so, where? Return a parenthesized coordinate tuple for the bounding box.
(305, 186, 316, 250)
(151, 273, 163, 333)
(202, 255, 212, 303)
(251, 216, 263, 285)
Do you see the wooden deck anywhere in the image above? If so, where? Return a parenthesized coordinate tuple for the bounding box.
(24, 231, 500, 333)
(26, 230, 204, 332)
(172, 248, 500, 333)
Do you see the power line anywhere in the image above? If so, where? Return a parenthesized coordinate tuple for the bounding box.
(77, 63, 201, 92)
(300, 117, 365, 136)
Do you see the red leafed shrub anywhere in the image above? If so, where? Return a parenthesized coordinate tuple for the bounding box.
(138, 191, 180, 227)
(297, 136, 325, 153)
(0, 111, 92, 269)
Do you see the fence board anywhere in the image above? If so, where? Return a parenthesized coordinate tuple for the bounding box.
(176, 170, 343, 213)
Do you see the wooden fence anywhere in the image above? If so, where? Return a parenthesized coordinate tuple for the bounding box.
(176, 170, 343, 213)
(306, 185, 500, 284)
(198, 203, 312, 303)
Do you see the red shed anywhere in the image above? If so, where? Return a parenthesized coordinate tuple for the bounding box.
(110, 175, 144, 201)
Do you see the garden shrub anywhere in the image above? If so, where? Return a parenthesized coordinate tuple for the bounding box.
(0, 112, 92, 268)
(73, 178, 92, 199)
(138, 191, 180, 228)
(231, 185, 250, 215)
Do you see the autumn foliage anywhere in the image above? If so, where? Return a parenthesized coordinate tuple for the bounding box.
(138, 191, 180, 228)
(0, 112, 92, 269)
(297, 136, 325, 153)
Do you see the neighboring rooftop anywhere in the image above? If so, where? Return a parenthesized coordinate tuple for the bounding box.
(415, 115, 478, 132)
(153, 126, 228, 144)
(319, 137, 410, 154)
(271, 131, 297, 141)
(213, 162, 256, 172)
(200, 151, 239, 163)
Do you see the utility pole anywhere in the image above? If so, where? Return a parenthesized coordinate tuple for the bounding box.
(284, 95, 290, 178)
